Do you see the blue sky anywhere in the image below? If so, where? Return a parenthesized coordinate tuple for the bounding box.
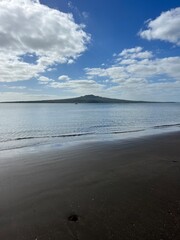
(0, 0, 180, 101)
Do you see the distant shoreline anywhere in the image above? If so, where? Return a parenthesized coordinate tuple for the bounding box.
(0, 94, 176, 103)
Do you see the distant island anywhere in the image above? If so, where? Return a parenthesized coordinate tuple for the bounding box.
(1, 95, 174, 103)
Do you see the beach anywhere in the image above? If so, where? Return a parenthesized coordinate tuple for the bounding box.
(0, 131, 180, 240)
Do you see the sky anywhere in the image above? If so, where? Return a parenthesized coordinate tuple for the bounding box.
(0, 0, 180, 102)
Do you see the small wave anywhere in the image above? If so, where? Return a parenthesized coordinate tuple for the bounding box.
(153, 123, 180, 129)
(112, 129, 145, 134)
(88, 124, 112, 129)
(0, 132, 93, 143)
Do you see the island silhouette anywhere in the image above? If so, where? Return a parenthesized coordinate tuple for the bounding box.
(2, 95, 170, 103)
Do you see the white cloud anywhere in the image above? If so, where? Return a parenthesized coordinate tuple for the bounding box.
(85, 46, 180, 100)
(38, 76, 53, 84)
(7, 86, 27, 90)
(50, 79, 103, 90)
(2, 85, 27, 90)
(120, 59, 138, 65)
(86, 47, 180, 83)
(0, 0, 90, 82)
(36, 73, 105, 95)
(91, 48, 153, 83)
(119, 47, 142, 56)
(106, 80, 180, 102)
(47, 67, 56, 72)
(48, 79, 105, 96)
(0, 53, 42, 82)
(0, 92, 60, 102)
(58, 75, 71, 81)
(140, 8, 180, 46)
(118, 47, 153, 59)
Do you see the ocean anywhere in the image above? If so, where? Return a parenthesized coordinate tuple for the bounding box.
(0, 103, 180, 152)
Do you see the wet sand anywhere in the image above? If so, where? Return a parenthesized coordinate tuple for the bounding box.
(0, 132, 180, 240)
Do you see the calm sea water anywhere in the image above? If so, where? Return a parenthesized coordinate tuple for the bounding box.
(0, 103, 180, 151)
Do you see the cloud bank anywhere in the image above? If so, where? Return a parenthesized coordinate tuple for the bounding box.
(85, 47, 180, 101)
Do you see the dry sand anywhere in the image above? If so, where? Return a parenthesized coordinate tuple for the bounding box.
(0, 132, 180, 240)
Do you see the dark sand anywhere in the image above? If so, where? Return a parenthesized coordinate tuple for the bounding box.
(0, 132, 180, 240)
